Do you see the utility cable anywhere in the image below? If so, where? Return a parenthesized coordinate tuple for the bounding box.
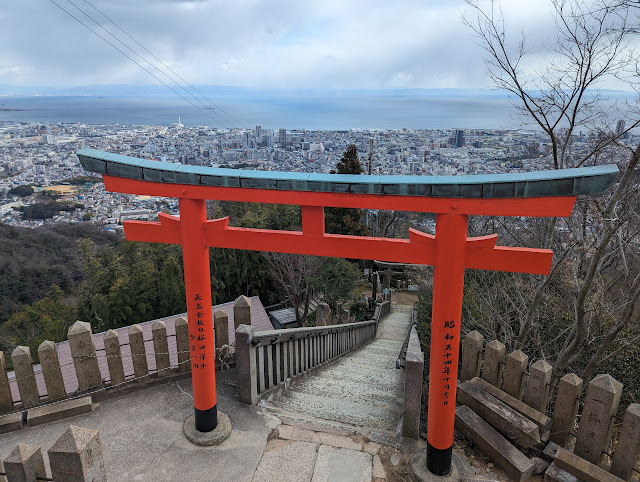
(79, 0, 249, 130)
(47, 0, 231, 130)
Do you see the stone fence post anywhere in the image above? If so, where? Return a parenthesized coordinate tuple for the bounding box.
(214, 310, 229, 349)
(68, 321, 102, 392)
(129, 324, 148, 378)
(235, 324, 257, 405)
(502, 350, 528, 400)
(460, 331, 484, 382)
(175, 316, 190, 373)
(48, 425, 106, 481)
(610, 403, 640, 480)
(12, 346, 39, 408)
(152, 321, 170, 376)
(481, 339, 505, 388)
(574, 374, 623, 466)
(4, 444, 46, 482)
(234, 295, 253, 330)
(103, 330, 125, 386)
(550, 373, 583, 446)
(39, 341, 66, 401)
(0, 351, 13, 413)
(524, 359, 552, 413)
(402, 326, 424, 440)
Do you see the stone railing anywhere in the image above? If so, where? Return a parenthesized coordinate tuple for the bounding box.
(0, 295, 254, 433)
(235, 301, 390, 405)
(1, 425, 106, 480)
(459, 331, 640, 481)
(400, 305, 423, 440)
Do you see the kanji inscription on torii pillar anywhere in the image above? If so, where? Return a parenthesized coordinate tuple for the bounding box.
(77, 149, 617, 475)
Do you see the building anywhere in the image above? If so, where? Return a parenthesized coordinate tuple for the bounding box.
(278, 128, 287, 145)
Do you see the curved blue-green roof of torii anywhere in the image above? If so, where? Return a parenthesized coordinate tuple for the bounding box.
(77, 148, 618, 198)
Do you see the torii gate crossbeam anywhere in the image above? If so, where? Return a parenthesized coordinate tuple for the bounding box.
(77, 149, 617, 476)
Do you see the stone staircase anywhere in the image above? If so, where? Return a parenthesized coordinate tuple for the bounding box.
(262, 310, 413, 444)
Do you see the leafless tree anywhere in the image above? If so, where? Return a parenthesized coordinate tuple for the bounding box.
(265, 253, 321, 323)
(463, 0, 640, 379)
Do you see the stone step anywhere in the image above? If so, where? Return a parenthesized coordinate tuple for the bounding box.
(315, 366, 403, 391)
(271, 389, 401, 432)
(262, 407, 400, 447)
(288, 376, 403, 406)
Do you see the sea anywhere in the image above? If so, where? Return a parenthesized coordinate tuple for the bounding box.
(0, 91, 634, 131)
(0, 94, 530, 131)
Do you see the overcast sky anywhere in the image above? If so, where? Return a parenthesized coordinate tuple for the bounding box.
(0, 0, 633, 91)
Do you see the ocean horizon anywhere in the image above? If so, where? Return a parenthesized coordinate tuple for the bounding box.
(0, 91, 633, 131)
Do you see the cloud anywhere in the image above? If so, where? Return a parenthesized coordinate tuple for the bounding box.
(0, 0, 625, 91)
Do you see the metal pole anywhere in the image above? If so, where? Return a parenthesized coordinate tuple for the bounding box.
(426, 213, 468, 475)
(179, 198, 217, 432)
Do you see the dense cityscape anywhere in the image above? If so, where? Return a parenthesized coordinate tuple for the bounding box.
(0, 119, 629, 228)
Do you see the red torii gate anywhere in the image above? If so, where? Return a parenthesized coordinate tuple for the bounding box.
(77, 149, 617, 476)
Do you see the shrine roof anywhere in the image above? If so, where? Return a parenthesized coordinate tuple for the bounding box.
(77, 148, 618, 198)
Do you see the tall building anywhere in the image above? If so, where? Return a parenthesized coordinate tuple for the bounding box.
(278, 128, 287, 145)
(255, 125, 262, 138)
(615, 119, 628, 139)
(454, 129, 465, 148)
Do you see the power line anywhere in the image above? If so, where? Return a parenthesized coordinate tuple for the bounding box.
(47, 0, 232, 130)
(78, 0, 248, 130)
(64, 0, 238, 130)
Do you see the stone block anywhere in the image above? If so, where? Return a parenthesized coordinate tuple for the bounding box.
(152, 321, 170, 376)
(0, 412, 24, 434)
(252, 439, 318, 482)
(524, 359, 552, 413)
(502, 350, 528, 400)
(550, 373, 583, 446)
(235, 324, 257, 405)
(68, 321, 102, 392)
(481, 339, 505, 387)
(4, 444, 46, 482)
(48, 425, 106, 482)
(11, 346, 39, 408)
(610, 403, 640, 480)
(38, 340, 66, 401)
(103, 330, 125, 386)
(402, 328, 423, 440)
(213, 310, 229, 349)
(471, 377, 551, 433)
(316, 303, 331, 326)
(233, 295, 252, 330)
(311, 445, 372, 482)
(26, 396, 93, 427)
(128, 324, 148, 378)
(455, 405, 535, 481)
(554, 448, 624, 482)
(309, 431, 362, 451)
(460, 330, 484, 382)
(0, 351, 15, 413)
(544, 462, 578, 482)
(457, 380, 540, 448)
(574, 374, 623, 465)
(175, 317, 190, 373)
